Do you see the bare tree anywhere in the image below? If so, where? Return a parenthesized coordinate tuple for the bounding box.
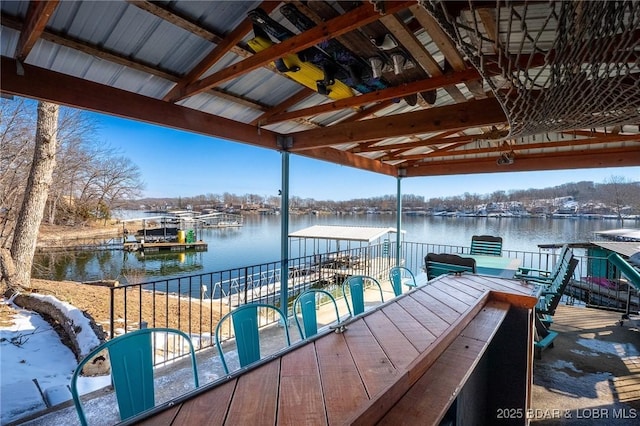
(601, 175, 638, 226)
(2, 101, 59, 289)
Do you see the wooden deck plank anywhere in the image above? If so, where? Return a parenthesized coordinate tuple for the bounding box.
(363, 309, 420, 369)
(278, 343, 327, 425)
(459, 300, 510, 342)
(380, 302, 437, 352)
(225, 361, 280, 425)
(349, 292, 492, 425)
(314, 331, 369, 424)
(443, 279, 486, 298)
(409, 290, 461, 323)
(136, 405, 180, 425)
(465, 274, 534, 295)
(398, 293, 453, 336)
(430, 279, 480, 305)
(167, 379, 237, 424)
(342, 316, 398, 396)
(418, 284, 472, 314)
(378, 302, 510, 425)
(377, 335, 488, 425)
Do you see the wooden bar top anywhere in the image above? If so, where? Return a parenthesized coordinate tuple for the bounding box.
(133, 274, 537, 426)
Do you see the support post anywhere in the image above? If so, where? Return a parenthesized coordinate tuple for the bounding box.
(280, 150, 290, 318)
(395, 174, 403, 267)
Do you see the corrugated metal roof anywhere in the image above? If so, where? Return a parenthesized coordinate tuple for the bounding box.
(289, 225, 401, 243)
(1, 0, 637, 177)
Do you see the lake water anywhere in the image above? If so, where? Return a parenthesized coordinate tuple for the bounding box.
(33, 213, 626, 284)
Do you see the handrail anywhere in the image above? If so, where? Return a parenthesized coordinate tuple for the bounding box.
(108, 241, 639, 354)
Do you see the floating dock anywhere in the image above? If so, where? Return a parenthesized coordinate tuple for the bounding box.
(124, 240, 208, 253)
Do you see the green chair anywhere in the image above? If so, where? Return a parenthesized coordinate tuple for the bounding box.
(425, 253, 477, 280)
(342, 275, 385, 316)
(70, 327, 199, 426)
(215, 303, 291, 374)
(515, 244, 571, 284)
(389, 266, 417, 296)
(470, 235, 503, 256)
(293, 289, 341, 338)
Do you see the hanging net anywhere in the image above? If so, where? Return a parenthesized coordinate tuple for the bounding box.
(419, 0, 640, 138)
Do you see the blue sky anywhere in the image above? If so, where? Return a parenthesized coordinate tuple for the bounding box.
(94, 113, 640, 201)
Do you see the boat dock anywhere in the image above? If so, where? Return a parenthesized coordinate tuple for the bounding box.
(124, 240, 208, 253)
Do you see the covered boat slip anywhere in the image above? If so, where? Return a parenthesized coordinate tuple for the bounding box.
(132, 274, 538, 425)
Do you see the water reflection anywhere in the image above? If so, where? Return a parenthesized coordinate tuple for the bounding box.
(33, 214, 627, 283)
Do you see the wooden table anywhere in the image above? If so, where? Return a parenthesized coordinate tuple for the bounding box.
(131, 275, 538, 426)
(464, 254, 522, 278)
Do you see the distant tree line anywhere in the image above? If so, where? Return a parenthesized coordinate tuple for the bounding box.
(119, 177, 639, 215)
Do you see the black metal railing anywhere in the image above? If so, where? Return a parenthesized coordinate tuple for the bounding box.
(109, 241, 639, 355)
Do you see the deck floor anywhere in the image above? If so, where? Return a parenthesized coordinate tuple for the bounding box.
(531, 305, 640, 424)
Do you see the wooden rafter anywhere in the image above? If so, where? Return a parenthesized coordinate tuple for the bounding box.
(15, 0, 58, 62)
(127, 0, 250, 58)
(391, 134, 640, 162)
(180, 1, 415, 99)
(289, 98, 507, 150)
(1, 12, 268, 111)
(406, 147, 640, 177)
(296, 147, 397, 177)
(338, 101, 396, 125)
(163, 1, 281, 102)
(378, 13, 440, 76)
(252, 88, 315, 127)
(0, 57, 278, 149)
(262, 68, 480, 125)
(348, 133, 479, 153)
(410, 4, 485, 100)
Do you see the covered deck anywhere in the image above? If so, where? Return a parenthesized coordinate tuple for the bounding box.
(1, 1, 639, 424)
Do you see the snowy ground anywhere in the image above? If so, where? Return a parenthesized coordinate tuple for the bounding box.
(0, 297, 111, 424)
(0, 296, 248, 425)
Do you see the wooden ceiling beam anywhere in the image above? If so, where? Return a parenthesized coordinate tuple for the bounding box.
(15, 0, 59, 62)
(164, 1, 281, 102)
(398, 136, 640, 162)
(127, 0, 250, 57)
(262, 68, 480, 125)
(378, 13, 441, 76)
(339, 101, 395, 125)
(289, 98, 506, 150)
(251, 88, 315, 127)
(0, 57, 279, 150)
(2, 12, 269, 111)
(406, 147, 640, 177)
(356, 133, 480, 153)
(410, 4, 485, 100)
(181, 1, 415, 99)
(296, 147, 397, 177)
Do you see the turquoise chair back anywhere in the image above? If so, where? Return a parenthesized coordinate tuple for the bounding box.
(389, 266, 417, 296)
(215, 303, 291, 374)
(70, 327, 199, 426)
(342, 275, 384, 316)
(293, 289, 341, 338)
(425, 253, 477, 280)
(470, 235, 503, 256)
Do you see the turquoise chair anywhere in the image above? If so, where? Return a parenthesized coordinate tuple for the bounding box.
(470, 235, 503, 256)
(293, 289, 341, 338)
(342, 275, 385, 316)
(215, 303, 291, 374)
(70, 327, 199, 426)
(389, 266, 417, 296)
